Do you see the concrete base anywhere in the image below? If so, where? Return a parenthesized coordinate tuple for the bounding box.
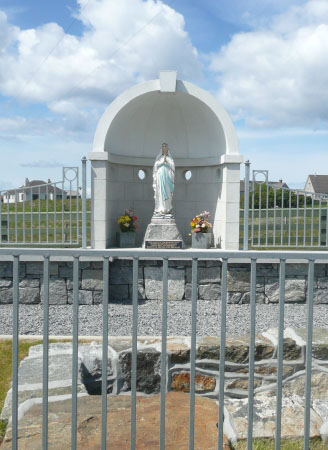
(143, 216, 184, 249)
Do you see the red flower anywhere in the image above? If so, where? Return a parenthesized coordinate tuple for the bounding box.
(132, 216, 137, 221)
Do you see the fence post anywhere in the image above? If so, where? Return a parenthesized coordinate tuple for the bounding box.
(243, 160, 250, 250)
(81, 156, 87, 249)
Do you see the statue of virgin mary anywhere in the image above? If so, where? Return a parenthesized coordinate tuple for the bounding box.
(153, 143, 175, 216)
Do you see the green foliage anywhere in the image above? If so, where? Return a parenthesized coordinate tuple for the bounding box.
(0, 198, 91, 213)
(241, 185, 319, 209)
(233, 437, 327, 449)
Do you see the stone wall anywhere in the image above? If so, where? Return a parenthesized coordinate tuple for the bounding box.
(2, 328, 328, 441)
(0, 259, 328, 305)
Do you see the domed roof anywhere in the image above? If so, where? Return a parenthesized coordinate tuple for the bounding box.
(92, 75, 239, 166)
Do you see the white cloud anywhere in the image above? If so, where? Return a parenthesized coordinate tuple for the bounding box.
(209, 0, 328, 128)
(0, 0, 200, 119)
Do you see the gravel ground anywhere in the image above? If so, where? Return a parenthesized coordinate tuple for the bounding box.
(0, 302, 328, 336)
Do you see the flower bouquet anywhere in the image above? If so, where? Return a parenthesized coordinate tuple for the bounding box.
(117, 208, 138, 232)
(117, 209, 138, 247)
(190, 211, 212, 248)
(190, 211, 212, 234)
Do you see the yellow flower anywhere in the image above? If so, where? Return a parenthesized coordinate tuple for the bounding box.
(190, 221, 195, 227)
(124, 215, 131, 222)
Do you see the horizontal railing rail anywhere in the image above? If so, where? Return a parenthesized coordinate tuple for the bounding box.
(3, 247, 327, 450)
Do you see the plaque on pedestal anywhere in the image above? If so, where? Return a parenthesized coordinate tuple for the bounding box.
(143, 217, 184, 249)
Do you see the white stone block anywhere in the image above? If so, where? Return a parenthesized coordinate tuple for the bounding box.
(221, 164, 241, 183)
(118, 165, 134, 180)
(143, 183, 154, 201)
(173, 184, 187, 201)
(159, 70, 177, 92)
(125, 182, 143, 201)
(219, 182, 240, 203)
(91, 162, 107, 180)
(93, 199, 107, 221)
(108, 182, 126, 201)
(93, 179, 107, 200)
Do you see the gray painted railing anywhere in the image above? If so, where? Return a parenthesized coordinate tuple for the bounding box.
(0, 158, 89, 248)
(4, 247, 325, 449)
(243, 163, 328, 249)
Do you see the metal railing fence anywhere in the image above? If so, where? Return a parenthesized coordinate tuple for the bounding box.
(3, 247, 326, 449)
(243, 162, 328, 249)
(0, 158, 89, 248)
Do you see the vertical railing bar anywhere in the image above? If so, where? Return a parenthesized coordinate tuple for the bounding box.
(82, 157, 87, 249)
(46, 185, 49, 244)
(247, 258, 257, 450)
(23, 187, 26, 243)
(54, 183, 57, 244)
(304, 194, 306, 247)
(258, 183, 261, 246)
(296, 193, 299, 247)
(273, 188, 276, 246)
(131, 257, 139, 450)
(274, 258, 286, 450)
(251, 176, 255, 247)
(265, 180, 269, 247)
(160, 257, 169, 450)
(7, 188, 10, 243)
(62, 180, 65, 243)
(304, 259, 314, 449)
(69, 180, 73, 243)
(318, 197, 322, 247)
(15, 190, 18, 243)
(281, 189, 284, 246)
(101, 257, 109, 450)
(189, 257, 198, 450)
(311, 194, 314, 247)
(0, 189, 2, 243)
(76, 171, 79, 245)
(12, 255, 19, 450)
(326, 201, 328, 247)
(42, 255, 49, 450)
(71, 256, 79, 450)
(288, 190, 291, 246)
(218, 258, 228, 450)
(38, 187, 41, 243)
(30, 187, 33, 243)
(243, 161, 250, 250)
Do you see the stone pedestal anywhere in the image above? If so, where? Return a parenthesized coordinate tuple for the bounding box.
(143, 217, 184, 249)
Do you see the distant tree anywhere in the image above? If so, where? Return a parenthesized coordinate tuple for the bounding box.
(241, 183, 315, 209)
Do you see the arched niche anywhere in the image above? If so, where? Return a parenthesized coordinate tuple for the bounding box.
(89, 71, 243, 249)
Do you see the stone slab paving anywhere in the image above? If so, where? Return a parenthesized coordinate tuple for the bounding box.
(1, 392, 231, 450)
(2, 329, 328, 444)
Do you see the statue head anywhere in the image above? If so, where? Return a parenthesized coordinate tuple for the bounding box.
(161, 143, 168, 156)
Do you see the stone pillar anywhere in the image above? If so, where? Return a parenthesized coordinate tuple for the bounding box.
(214, 155, 243, 250)
(90, 156, 110, 249)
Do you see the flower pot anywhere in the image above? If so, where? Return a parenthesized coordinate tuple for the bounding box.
(191, 232, 212, 249)
(117, 232, 136, 248)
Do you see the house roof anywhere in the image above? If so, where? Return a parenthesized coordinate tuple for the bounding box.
(3, 180, 64, 195)
(240, 180, 289, 193)
(306, 175, 328, 194)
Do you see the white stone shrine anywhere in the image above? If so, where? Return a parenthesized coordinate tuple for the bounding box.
(89, 71, 243, 249)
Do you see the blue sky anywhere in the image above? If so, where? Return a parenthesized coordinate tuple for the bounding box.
(0, 0, 327, 190)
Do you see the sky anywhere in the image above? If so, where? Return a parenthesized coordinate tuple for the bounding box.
(0, 0, 328, 190)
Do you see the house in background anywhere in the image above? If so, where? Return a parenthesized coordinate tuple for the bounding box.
(240, 179, 289, 195)
(2, 178, 66, 203)
(304, 175, 328, 196)
(65, 189, 81, 199)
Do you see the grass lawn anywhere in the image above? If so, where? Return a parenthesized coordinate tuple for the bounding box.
(0, 339, 43, 443)
(233, 437, 327, 449)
